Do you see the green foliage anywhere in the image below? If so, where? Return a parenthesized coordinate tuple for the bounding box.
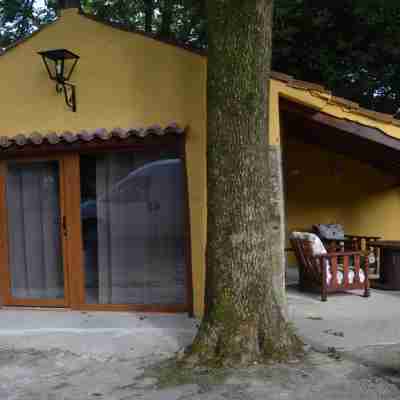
(0, 0, 57, 48)
(273, 0, 400, 114)
(81, 0, 207, 49)
(2, 0, 400, 113)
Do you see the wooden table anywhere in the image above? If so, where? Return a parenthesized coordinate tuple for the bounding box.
(371, 241, 400, 290)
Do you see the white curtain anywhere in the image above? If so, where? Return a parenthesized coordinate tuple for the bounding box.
(6, 162, 64, 299)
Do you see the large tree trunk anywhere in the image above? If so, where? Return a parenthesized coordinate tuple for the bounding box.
(185, 0, 301, 367)
(144, 0, 154, 33)
(160, 0, 173, 38)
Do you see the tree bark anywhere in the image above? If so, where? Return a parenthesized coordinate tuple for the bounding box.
(185, 0, 302, 367)
(160, 0, 173, 38)
(144, 0, 154, 33)
(58, 0, 81, 9)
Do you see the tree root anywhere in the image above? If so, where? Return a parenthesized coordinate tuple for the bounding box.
(181, 319, 304, 368)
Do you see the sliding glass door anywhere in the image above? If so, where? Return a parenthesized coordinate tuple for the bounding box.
(0, 158, 68, 307)
(80, 150, 189, 309)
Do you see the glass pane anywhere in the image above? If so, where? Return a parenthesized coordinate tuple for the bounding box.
(80, 151, 187, 305)
(6, 161, 64, 299)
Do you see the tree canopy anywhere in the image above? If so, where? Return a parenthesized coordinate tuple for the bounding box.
(80, 1, 207, 49)
(0, 0, 57, 48)
(1, 0, 400, 114)
(274, 0, 400, 114)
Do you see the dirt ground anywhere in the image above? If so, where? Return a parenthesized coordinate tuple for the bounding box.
(1, 340, 400, 399)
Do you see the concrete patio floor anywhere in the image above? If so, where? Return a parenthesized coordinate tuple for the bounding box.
(0, 270, 398, 356)
(1, 270, 400, 399)
(286, 266, 400, 352)
(0, 310, 198, 361)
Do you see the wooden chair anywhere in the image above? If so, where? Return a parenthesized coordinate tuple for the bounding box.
(290, 232, 370, 301)
(312, 225, 381, 281)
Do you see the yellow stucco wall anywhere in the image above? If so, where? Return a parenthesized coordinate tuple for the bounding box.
(2, 8, 400, 315)
(286, 138, 350, 233)
(344, 189, 400, 240)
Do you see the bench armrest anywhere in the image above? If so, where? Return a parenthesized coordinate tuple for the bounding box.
(317, 251, 363, 258)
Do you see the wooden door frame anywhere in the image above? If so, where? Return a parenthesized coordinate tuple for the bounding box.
(0, 155, 72, 307)
(62, 153, 85, 309)
(0, 137, 194, 314)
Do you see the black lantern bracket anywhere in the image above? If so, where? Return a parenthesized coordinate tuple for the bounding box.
(38, 49, 80, 112)
(56, 82, 76, 112)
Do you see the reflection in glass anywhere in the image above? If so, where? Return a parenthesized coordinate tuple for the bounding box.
(6, 161, 64, 299)
(80, 152, 187, 305)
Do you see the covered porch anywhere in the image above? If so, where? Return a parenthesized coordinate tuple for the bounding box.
(280, 98, 400, 291)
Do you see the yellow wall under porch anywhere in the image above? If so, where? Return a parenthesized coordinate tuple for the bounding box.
(285, 136, 400, 267)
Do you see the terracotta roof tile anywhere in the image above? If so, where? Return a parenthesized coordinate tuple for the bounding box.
(92, 128, 110, 141)
(271, 73, 399, 127)
(30, 132, 44, 145)
(77, 130, 94, 141)
(47, 132, 61, 144)
(356, 108, 395, 123)
(0, 123, 184, 149)
(330, 96, 360, 110)
(286, 79, 330, 94)
(14, 134, 28, 147)
(109, 127, 128, 139)
(61, 131, 79, 143)
(270, 71, 293, 83)
(0, 137, 11, 148)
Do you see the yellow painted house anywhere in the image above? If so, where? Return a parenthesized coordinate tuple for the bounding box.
(1, 6, 400, 317)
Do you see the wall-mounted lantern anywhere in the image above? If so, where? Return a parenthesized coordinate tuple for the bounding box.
(38, 49, 80, 112)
